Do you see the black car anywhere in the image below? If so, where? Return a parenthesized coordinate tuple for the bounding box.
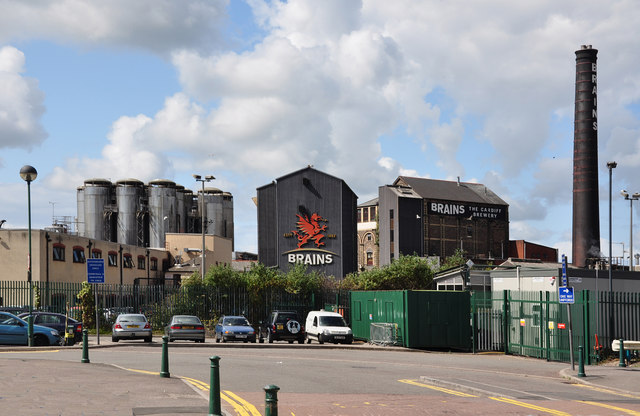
(18, 312, 83, 343)
(258, 310, 305, 344)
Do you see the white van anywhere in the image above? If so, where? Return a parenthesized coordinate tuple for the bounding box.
(305, 310, 353, 344)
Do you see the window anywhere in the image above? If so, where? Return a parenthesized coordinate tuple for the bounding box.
(366, 251, 373, 265)
(91, 249, 102, 259)
(123, 254, 133, 268)
(72, 246, 85, 263)
(390, 230, 394, 242)
(108, 251, 117, 267)
(372, 206, 377, 220)
(53, 244, 65, 261)
(137, 255, 145, 270)
(367, 233, 372, 241)
(150, 258, 158, 271)
(363, 208, 369, 222)
(357, 208, 362, 223)
(389, 209, 394, 229)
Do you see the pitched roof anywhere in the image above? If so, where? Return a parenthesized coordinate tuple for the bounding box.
(394, 177, 508, 206)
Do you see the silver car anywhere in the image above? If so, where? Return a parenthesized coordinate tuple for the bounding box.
(165, 315, 205, 343)
(112, 313, 152, 342)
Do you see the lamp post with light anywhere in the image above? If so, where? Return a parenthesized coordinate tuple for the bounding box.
(20, 165, 37, 347)
(620, 190, 640, 271)
(193, 174, 215, 280)
(606, 161, 617, 344)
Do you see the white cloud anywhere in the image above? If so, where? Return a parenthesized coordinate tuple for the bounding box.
(0, 0, 228, 54)
(0, 46, 47, 150)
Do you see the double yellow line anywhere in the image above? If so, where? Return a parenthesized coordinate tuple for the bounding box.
(181, 376, 261, 416)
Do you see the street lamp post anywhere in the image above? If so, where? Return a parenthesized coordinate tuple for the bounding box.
(20, 165, 37, 347)
(620, 190, 640, 271)
(193, 174, 215, 280)
(606, 161, 617, 344)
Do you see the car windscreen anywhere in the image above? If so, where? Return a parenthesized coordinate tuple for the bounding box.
(223, 317, 250, 326)
(319, 316, 347, 327)
(275, 314, 297, 324)
(118, 315, 146, 323)
(174, 316, 201, 325)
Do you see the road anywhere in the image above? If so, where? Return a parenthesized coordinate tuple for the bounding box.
(5, 341, 640, 415)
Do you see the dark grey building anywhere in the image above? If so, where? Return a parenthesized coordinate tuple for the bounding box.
(257, 167, 358, 278)
(379, 177, 509, 266)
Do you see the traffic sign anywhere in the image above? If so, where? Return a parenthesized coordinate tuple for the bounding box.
(559, 286, 574, 304)
(561, 254, 567, 287)
(87, 258, 105, 284)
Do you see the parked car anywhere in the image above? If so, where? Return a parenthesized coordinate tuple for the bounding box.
(214, 315, 256, 343)
(305, 310, 353, 344)
(0, 306, 29, 315)
(111, 313, 152, 342)
(165, 315, 205, 343)
(0, 311, 62, 346)
(258, 310, 304, 344)
(18, 312, 83, 343)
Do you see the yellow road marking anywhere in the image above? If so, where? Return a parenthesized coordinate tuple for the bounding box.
(0, 349, 60, 353)
(579, 401, 640, 416)
(180, 376, 259, 416)
(490, 396, 572, 416)
(224, 390, 261, 416)
(124, 368, 159, 376)
(574, 383, 640, 399)
(398, 379, 478, 397)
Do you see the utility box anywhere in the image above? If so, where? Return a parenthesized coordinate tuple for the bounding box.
(350, 290, 471, 350)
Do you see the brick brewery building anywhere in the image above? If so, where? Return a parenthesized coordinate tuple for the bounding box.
(257, 167, 358, 278)
(378, 176, 510, 266)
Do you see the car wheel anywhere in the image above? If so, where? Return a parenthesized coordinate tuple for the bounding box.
(318, 334, 324, 345)
(251, 338, 257, 343)
(288, 340, 294, 344)
(112, 336, 119, 342)
(267, 331, 274, 344)
(144, 336, 152, 343)
(215, 333, 220, 343)
(221, 336, 226, 343)
(33, 334, 48, 346)
(306, 334, 311, 344)
(298, 338, 304, 344)
(258, 330, 264, 343)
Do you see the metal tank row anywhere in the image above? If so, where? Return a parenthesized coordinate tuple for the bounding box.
(77, 178, 233, 248)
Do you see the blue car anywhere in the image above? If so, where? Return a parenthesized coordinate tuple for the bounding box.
(0, 312, 63, 346)
(214, 315, 256, 343)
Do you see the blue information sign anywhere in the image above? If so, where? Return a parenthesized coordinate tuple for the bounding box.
(87, 258, 105, 284)
(559, 286, 574, 304)
(561, 254, 567, 287)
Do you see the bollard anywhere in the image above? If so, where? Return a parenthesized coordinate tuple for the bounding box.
(81, 329, 90, 363)
(264, 384, 280, 416)
(160, 335, 170, 378)
(577, 345, 586, 377)
(209, 356, 222, 416)
(619, 339, 627, 367)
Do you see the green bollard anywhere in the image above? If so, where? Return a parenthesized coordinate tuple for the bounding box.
(619, 339, 627, 367)
(209, 356, 222, 416)
(577, 345, 586, 377)
(264, 384, 280, 416)
(81, 329, 90, 363)
(160, 335, 170, 378)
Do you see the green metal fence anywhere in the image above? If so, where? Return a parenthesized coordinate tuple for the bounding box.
(472, 289, 640, 364)
(0, 281, 350, 331)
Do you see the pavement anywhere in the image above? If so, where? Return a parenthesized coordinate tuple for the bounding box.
(0, 336, 638, 415)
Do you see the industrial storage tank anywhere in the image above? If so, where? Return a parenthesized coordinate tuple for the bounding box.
(175, 185, 189, 234)
(148, 179, 177, 248)
(76, 186, 85, 236)
(115, 179, 144, 246)
(203, 188, 224, 237)
(83, 179, 113, 241)
(222, 191, 234, 245)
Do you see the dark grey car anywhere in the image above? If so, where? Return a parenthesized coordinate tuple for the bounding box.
(165, 315, 205, 342)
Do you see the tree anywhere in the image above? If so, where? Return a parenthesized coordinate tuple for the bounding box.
(76, 282, 95, 328)
(439, 248, 467, 271)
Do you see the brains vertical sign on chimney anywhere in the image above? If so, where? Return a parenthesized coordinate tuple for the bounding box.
(572, 45, 599, 268)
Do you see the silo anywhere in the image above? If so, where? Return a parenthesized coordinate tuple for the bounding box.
(176, 185, 188, 233)
(222, 191, 234, 247)
(76, 186, 85, 236)
(83, 179, 112, 241)
(203, 188, 224, 236)
(116, 179, 144, 245)
(148, 179, 177, 248)
(572, 45, 600, 267)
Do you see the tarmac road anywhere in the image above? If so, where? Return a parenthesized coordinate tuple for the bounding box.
(1, 337, 639, 415)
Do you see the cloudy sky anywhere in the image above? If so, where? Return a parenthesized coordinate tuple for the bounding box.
(1, 0, 639, 262)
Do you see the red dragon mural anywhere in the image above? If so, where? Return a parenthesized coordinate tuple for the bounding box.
(292, 213, 327, 249)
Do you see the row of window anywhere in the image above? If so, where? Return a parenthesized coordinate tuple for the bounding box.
(357, 206, 378, 223)
(52, 245, 157, 270)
